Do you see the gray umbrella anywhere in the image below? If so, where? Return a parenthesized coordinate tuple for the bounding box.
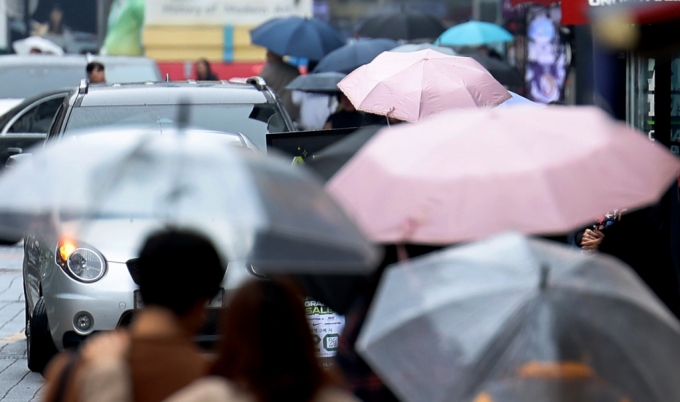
(0, 127, 379, 274)
(357, 233, 680, 402)
(285, 72, 347, 93)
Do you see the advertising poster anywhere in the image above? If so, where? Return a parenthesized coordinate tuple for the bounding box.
(305, 298, 345, 366)
(525, 6, 566, 103)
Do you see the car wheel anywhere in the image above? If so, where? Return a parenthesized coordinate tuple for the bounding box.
(26, 298, 58, 373)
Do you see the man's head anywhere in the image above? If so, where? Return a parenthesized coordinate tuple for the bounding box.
(136, 229, 225, 318)
(266, 50, 284, 63)
(86, 62, 106, 84)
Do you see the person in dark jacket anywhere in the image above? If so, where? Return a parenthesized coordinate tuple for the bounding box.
(324, 93, 364, 130)
(195, 58, 218, 81)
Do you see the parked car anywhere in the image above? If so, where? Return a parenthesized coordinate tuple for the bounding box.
(0, 54, 161, 115)
(0, 55, 162, 170)
(20, 77, 293, 373)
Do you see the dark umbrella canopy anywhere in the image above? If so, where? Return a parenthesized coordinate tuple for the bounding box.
(312, 39, 399, 74)
(306, 125, 383, 182)
(460, 51, 523, 87)
(357, 11, 446, 41)
(285, 72, 347, 93)
(250, 17, 345, 61)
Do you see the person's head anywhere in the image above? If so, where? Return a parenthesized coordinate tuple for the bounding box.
(49, 5, 64, 33)
(266, 50, 284, 63)
(136, 229, 225, 332)
(195, 58, 212, 80)
(212, 280, 340, 402)
(86, 62, 106, 84)
(338, 92, 355, 112)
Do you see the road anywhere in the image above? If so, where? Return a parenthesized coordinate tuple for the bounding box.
(0, 245, 44, 401)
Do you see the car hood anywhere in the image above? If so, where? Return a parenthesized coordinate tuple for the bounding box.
(0, 99, 23, 116)
(60, 218, 254, 290)
(63, 218, 164, 263)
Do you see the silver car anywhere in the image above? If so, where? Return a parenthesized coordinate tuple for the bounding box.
(22, 129, 259, 373)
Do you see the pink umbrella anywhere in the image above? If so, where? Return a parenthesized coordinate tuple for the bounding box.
(327, 106, 680, 244)
(337, 49, 511, 123)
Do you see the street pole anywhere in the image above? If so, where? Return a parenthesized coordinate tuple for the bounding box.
(23, 0, 29, 38)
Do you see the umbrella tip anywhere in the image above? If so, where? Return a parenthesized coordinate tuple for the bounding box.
(539, 265, 550, 291)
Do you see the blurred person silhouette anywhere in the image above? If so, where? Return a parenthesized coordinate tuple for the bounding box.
(86, 61, 106, 84)
(76, 279, 359, 402)
(36, 4, 72, 50)
(196, 58, 218, 81)
(42, 229, 226, 402)
(291, 61, 338, 130)
(324, 93, 364, 130)
(259, 50, 301, 121)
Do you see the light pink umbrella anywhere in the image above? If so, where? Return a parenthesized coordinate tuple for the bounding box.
(337, 49, 511, 123)
(327, 106, 680, 244)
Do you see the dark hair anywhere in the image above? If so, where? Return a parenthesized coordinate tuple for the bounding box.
(48, 5, 64, 34)
(86, 61, 105, 74)
(212, 280, 342, 402)
(196, 58, 216, 80)
(137, 229, 225, 316)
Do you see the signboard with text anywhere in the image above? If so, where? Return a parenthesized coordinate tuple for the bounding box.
(145, 0, 313, 26)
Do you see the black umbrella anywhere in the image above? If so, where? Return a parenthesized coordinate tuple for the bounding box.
(357, 11, 446, 41)
(459, 51, 523, 87)
(306, 125, 383, 182)
(285, 72, 346, 93)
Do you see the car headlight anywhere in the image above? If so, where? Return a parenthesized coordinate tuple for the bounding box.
(56, 237, 106, 282)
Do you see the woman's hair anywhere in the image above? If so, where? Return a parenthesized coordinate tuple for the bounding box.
(48, 5, 64, 34)
(196, 58, 213, 79)
(212, 280, 341, 402)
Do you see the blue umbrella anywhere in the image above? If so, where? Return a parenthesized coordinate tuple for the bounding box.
(313, 38, 399, 74)
(435, 21, 513, 46)
(250, 17, 345, 61)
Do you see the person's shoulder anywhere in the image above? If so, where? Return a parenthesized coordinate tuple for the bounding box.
(314, 387, 362, 402)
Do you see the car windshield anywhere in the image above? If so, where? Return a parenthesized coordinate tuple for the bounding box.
(64, 104, 288, 149)
(0, 66, 83, 98)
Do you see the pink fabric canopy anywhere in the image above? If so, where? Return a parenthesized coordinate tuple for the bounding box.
(327, 106, 680, 244)
(337, 49, 511, 123)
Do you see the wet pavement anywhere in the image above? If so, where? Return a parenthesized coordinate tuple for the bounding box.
(0, 244, 44, 401)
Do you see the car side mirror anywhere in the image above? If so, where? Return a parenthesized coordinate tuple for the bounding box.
(6, 153, 32, 169)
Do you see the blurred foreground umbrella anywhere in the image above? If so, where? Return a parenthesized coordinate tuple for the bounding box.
(12, 36, 64, 55)
(390, 43, 457, 55)
(327, 106, 680, 244)
(337, 49, 510, 123)
(312, 39, 399, 74)
(458, 51, 523, 87)
(285, 72, 346, 93)
(0, 128, 378, 273)
(357, 233, 680, 402)
(306, 125, 382, 182)
(435, 21, 513, 46)
(250, 17, 344, 61)
(357, 11, 446, 41)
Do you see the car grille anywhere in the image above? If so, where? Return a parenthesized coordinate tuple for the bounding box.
(126, 258, 141, 284)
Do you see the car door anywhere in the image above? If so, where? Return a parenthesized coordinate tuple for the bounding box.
(0, 94, 67, 170)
